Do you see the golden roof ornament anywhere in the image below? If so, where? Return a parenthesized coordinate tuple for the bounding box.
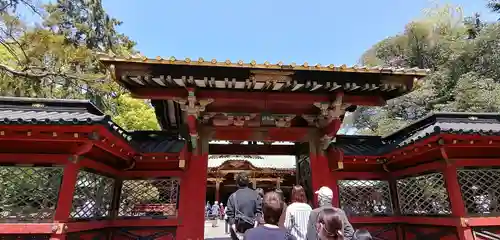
(328, 64, 335, 69)
(185, 57, 191, 63)
(264, 61, 270, 66)
(250, 60, 256, 66)
(211, 59, 217, 64)
(277, 61, 283, 66)
(225, 59, 231, 65)
(155, 56, 162, 61)
(290, 62, 296, 68)
(238, 60, 244, 65)
(303, 62, 309, 67)
(198, 57, 204, 63)
(169, 56, 176, 62)
(315, 64, 321, 68)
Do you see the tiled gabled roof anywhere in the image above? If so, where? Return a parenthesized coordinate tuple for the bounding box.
(0, 97, 106, 125)
(333, 112, 500, 156)
(0, 97, 184, 153)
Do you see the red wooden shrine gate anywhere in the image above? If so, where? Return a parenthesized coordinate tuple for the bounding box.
(0, 56, 498, 240)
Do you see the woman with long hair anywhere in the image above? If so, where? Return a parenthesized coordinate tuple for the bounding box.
(284, 185, 312, 240)
(316, 208, 344, 240)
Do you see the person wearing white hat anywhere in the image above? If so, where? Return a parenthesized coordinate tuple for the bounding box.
(306, 186, 354, 240)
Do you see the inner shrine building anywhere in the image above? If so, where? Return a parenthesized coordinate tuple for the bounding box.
(0, 55, 499, 240)
(206, 154, 296, 204)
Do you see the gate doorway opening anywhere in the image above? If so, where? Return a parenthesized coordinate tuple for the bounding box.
(205, 152, 299, 206)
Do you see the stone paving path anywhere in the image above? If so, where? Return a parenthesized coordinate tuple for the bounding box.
(204, 219, 231, 240)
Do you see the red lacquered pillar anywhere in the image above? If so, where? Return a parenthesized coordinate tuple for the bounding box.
(51, 158, 81, 239)
(177, 134, 209, 240)
(309, 134, 334, 208)
(443, 163, 473, 240)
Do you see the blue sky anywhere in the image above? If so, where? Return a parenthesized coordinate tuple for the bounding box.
(102, 0, 496, 65)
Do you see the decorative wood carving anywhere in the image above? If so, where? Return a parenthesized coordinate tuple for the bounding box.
(173, 90, 214, 117)
(273, 114, 295, 128)
(212, 113, 258, 127)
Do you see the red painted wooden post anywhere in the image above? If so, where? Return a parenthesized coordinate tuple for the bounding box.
(51, 160, 80, 239)
(54, 161, 80, 221)
(309, 136, 334, 208)
(177, 138, 209, 240)
(457, 227, 475, 240)
(215, 181, 220, 203)
(329, 170, 340, 208)
(443, 164, 466, 216)
(443, 163, 473, 240)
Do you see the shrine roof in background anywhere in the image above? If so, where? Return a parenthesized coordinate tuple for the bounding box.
(208, 155, 296, 170)
(333, 112, 500, 156)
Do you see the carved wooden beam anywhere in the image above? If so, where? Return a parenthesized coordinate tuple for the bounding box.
(174, 88, 214, 149)
(313, 92, 348, 150)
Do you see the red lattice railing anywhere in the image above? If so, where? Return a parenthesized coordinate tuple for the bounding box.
(396, 172, 451, 215)
(119, 178, 180, 218)
(0, 166, 63, 222)
(70, 170, 115, 220)
(457, 168, 500, 216)
(338, 180, 393, 216)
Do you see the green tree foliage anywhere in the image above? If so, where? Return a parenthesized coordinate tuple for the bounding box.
(0, 1, 160, 218)
(489, 0, 500, 17)
(111, 94, 160, 131)
(354, 4, 500, 135)
(0, 0, 159, 130)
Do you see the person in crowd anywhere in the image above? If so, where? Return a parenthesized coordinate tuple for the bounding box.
(284, 185, 313, 240)
(255, 188, 265, 225)
(256, 188, 264, 200)
(315, 208, 344, 240)
(225, 205, 230, 234)
(226, 172, 263, 240)
(211, 200, 220, 227)
(244, 191, 296, 240)
(220, 202, 225, 220)
(206, 201, 211, 219)
(306, 186, 354, 240)
(275, 188, 287, 228)
(353, 229, 372, 240)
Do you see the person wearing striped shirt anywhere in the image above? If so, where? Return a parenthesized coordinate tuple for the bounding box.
(284, 185, 312, 240)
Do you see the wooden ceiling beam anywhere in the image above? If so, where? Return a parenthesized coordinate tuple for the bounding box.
(130, 88, 385, 106)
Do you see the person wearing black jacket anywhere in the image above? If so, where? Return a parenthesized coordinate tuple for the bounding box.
(226, 172, 263, 240)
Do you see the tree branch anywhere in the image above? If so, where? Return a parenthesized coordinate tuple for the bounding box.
(0, 63, 94, 84)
